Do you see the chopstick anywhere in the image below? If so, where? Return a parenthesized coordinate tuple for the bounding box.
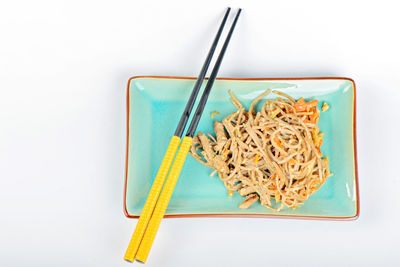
(134, 8, 242, 263)
(124, 7, 231, 262)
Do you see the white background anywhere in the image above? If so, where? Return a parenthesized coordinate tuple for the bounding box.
(1, 0, 399, 266)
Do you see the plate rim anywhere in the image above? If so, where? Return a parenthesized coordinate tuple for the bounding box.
(124, 76, 359, 221)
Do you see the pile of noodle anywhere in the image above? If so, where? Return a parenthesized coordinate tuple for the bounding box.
(189, 90, 332, 211)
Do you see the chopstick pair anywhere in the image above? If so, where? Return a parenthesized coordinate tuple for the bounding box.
(124, 7, 242, 263)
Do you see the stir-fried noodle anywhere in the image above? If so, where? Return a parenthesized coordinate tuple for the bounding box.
(190, 90, 332, 211)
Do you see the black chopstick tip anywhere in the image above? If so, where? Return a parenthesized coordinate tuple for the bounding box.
(173, 7, 232, 137)
(185, 7, 241, 137)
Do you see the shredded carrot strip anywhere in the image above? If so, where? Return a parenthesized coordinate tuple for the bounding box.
(294, 98, 306, 112)
(294, 98, 319, 112)
(275, 192, 281, 203)
(211, 110, 220, 118)
(274, 137, 282, 148)
(322, 102, 330, 112)
(307, 100, 319, 108)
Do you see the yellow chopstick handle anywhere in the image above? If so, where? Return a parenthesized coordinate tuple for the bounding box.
(124, 136, 181, 262)
(135, 136, 193, 263)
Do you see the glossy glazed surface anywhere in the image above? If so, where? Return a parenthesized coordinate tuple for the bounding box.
(125, 77, 358, 219)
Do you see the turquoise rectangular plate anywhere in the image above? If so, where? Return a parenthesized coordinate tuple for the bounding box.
(124, 76, 359, 220)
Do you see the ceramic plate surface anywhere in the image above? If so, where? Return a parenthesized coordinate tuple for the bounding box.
(124, 76, 359, 220)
